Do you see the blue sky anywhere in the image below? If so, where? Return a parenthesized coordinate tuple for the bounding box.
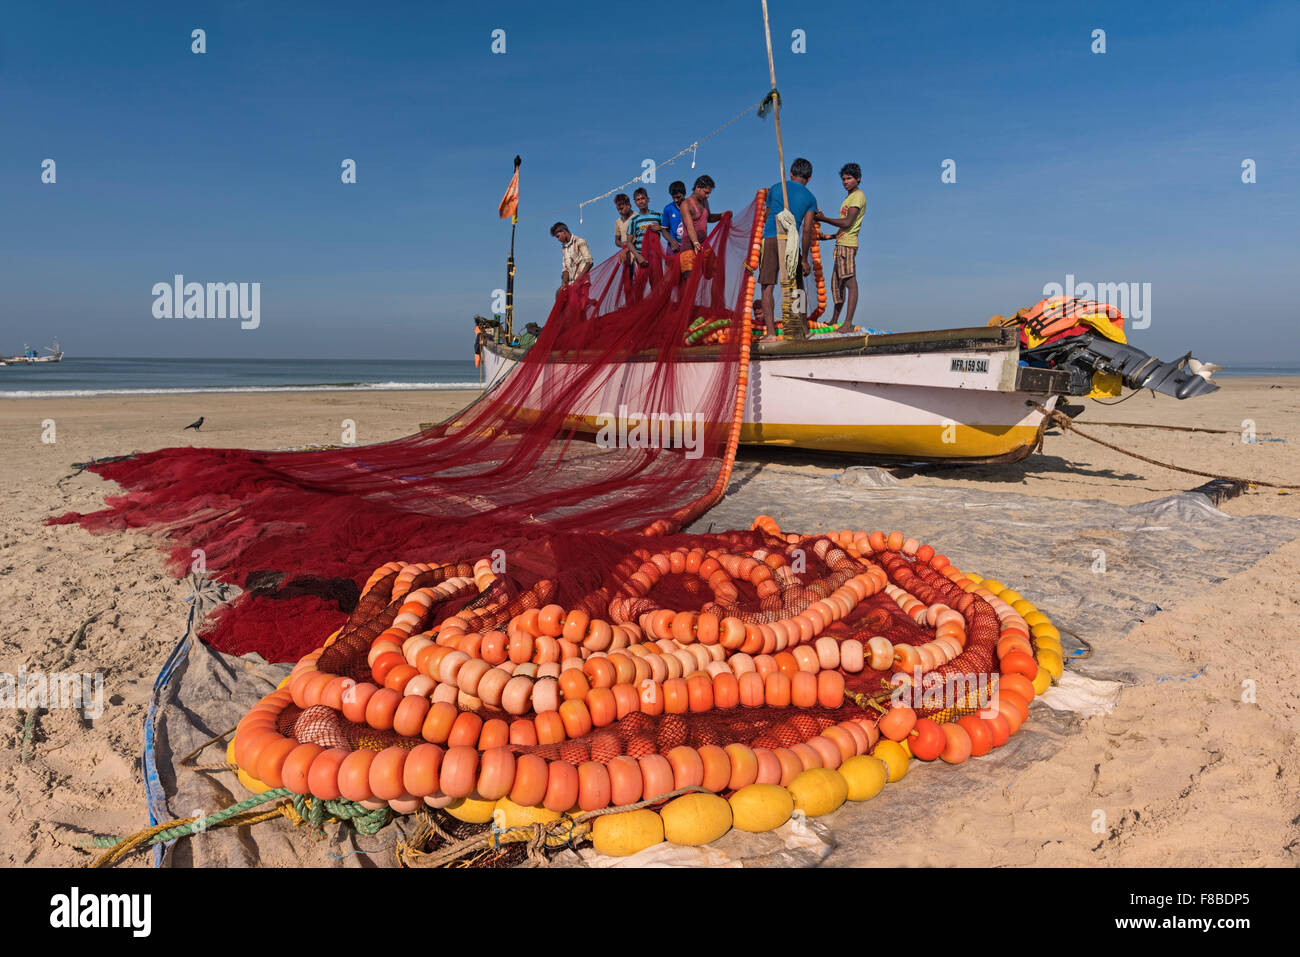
(1, 0, 1296, 364)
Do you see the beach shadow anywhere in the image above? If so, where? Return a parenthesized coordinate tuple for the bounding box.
(891, 455, 1146, 485)
(736, 446, 1145, 484)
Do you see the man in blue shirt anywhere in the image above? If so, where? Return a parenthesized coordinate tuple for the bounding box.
(758, 158, 817, 340)
(661, 180, 686, 254)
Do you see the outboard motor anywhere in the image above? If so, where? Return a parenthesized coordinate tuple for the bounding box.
(1025, 334, 1220, 400)
(996, 296, 1221, 400)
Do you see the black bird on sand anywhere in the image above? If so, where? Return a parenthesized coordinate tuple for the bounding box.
(183, 417, 204, 431)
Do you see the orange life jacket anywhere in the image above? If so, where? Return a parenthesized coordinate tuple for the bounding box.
(991, 297, 1127, 349)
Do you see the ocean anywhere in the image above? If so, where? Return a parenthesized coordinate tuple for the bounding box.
(0, 357, 486, 399)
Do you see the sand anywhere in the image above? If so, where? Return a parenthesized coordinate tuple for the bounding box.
(1, 379, 1296, 867)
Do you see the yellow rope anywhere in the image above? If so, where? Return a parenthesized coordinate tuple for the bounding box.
(88, 801, 312, 868)
(1032, 403, 1299, 489)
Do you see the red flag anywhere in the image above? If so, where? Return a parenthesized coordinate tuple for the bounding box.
(498, 156, 520, 220)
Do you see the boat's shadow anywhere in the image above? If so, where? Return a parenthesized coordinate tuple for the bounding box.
(734, 446, 1146, 484)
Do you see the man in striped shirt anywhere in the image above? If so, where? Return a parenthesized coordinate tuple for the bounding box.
(625, 187, 667, 267)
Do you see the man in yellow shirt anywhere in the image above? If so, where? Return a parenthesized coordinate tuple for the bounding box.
(815, 163, 866, 332)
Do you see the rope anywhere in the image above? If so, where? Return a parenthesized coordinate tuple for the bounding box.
(87, 789, 393, 868)
(397, 785, 712, 869)
(177, 723, 238, 766)
(288, 792, 393, 833)
(1075, 420, 1266, 436)
(1089, 388, 1146, 406)
(20, 614, 99, 765)
(1054, 624, 1094, 660)
(1030, 403, 1299, 489)
(57, 454, 141, 490)
(519, 99, 765, 223)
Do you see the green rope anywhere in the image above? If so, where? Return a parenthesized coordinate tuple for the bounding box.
(156, 788, 295, 842)
(87, 788, 394, 851)
(290, 793, 393, 835)
(87, 788, 294, 847)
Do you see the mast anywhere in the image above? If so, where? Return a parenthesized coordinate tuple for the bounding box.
(760, 0, 797, 330)
(761, 0, 790, 217)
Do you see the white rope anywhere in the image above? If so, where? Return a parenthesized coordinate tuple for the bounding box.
(776, 208, 799, 280)
(520, 99, 764, 223)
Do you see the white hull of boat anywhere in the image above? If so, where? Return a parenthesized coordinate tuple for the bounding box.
(479, 328, 1063, 462)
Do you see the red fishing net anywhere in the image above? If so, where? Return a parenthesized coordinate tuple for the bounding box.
(275, 523, 1001, 770)
(52, 197, 764, 661)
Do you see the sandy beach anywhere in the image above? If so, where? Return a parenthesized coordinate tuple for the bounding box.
(1, 378, 1296, 867)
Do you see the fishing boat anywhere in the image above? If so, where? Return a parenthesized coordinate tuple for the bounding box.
(2, 339, 63, 365)
(479, 322, 1218, 464)
(476, 0, 1219, 466)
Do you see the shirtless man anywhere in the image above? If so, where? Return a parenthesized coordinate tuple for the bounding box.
(679, 175, 729, 277)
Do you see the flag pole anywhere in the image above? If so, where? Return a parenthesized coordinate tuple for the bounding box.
(505, 155, 520, 340)
(760, 0, 796, 331)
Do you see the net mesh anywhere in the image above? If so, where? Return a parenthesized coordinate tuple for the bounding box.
(52, 197, 765, 661)
(278, 524, 1001, 769)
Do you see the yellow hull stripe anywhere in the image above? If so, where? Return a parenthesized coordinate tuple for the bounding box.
(457, 405, 1040, 460)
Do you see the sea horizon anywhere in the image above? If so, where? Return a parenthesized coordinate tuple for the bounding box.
(1, 354, 1295, 399)
(0, 356, 487, 399)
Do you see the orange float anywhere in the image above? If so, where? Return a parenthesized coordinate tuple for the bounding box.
(228, 515, 1059, 845)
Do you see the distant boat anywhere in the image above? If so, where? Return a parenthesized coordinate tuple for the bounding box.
(1, 339, 63, 365)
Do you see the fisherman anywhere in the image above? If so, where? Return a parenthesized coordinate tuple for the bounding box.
(517, 322, 542, 350)
(613, 193, 634, 261)
(759, 158, 818, 341)
(472, 316, 499, 367)
(661, 180, 687, 254)
(680, 175, 729, 277)
(815, 162, 866, 332)
(626, 187, 665, 267)
(550, 222, 593, 291)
